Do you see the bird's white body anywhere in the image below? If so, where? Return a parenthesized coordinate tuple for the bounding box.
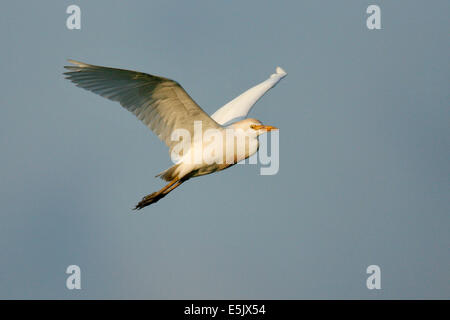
(166, 118, 263, 180)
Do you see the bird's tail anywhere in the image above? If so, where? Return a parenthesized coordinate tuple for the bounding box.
(133, 178, 184, 210)
(155, 164, 181, 181)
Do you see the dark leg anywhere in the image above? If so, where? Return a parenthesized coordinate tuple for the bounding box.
(133, 178, 184, 210)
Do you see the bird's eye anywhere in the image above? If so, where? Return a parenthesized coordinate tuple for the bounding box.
(250, 124, 257, 130)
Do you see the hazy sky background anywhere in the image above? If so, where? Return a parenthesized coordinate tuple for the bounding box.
(0, 1, 448, 299)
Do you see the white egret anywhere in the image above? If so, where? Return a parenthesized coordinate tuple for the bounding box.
(64, 60, 287, 209)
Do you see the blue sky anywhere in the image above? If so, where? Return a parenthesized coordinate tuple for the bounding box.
(0, 1, 449, 298)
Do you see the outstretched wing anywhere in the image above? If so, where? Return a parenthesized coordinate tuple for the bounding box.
(211, 67, 287, 125)
(64, 60, 221, 153)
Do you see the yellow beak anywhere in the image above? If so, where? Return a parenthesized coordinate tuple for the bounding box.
(251, 124, 279, 132)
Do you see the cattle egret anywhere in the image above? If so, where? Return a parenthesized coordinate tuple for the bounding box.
(64, 60, 287, 209)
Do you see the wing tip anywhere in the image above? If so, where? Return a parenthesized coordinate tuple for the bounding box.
(275, 66, 287, 77)
(66, 59, 90, 67)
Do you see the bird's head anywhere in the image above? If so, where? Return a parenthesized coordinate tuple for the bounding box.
(230, 118, 278, 137)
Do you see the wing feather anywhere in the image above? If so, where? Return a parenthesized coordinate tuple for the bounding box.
(211, 67, 287, 125)
(64, 60, 221, 153)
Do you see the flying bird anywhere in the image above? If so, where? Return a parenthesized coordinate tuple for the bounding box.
(64, 60, 287, 209)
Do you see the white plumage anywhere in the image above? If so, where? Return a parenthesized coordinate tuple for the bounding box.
(211, 66, 287, 125)
(64, 60, 287, 209)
